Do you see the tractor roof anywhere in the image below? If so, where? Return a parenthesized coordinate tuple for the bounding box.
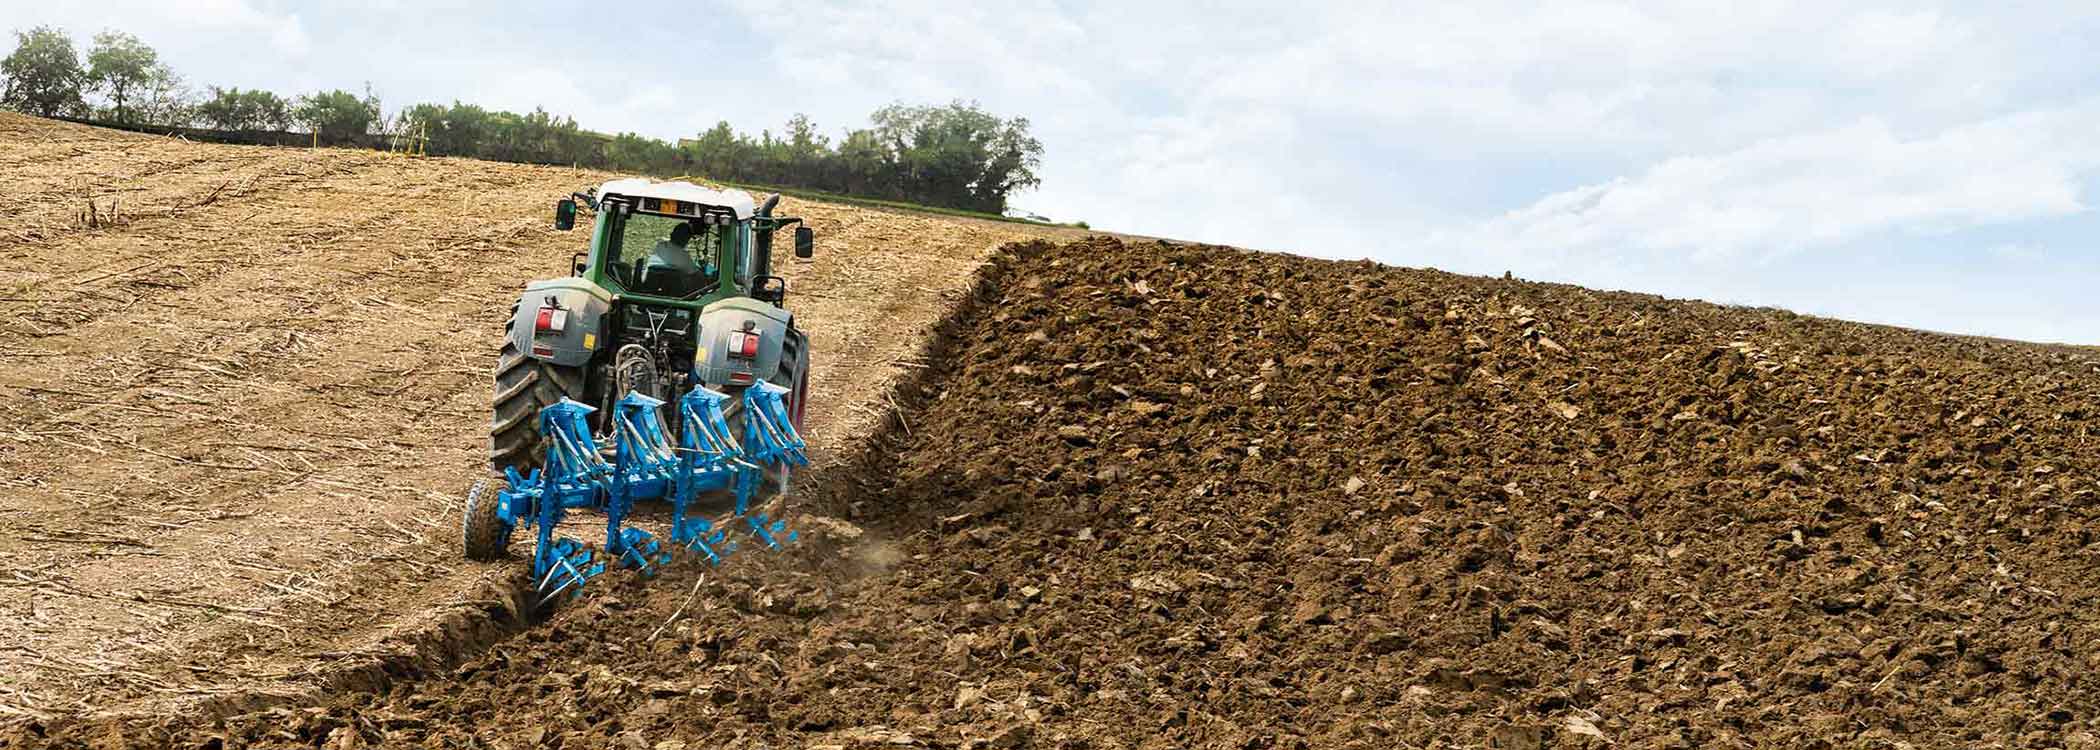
(596, 178, 758, 220)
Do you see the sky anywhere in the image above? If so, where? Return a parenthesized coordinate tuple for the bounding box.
(7, 1, 2099, 343)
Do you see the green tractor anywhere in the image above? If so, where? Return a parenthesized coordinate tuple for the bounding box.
(490, 178, 815, 481)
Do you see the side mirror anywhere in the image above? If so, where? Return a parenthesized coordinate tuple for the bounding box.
(554, 199, 576, 231)
(752, 275, 787, 304)
(794, 226, 814, 258)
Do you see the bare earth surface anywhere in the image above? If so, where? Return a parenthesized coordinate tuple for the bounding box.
(0, 112, 1088, 721)
(30, 238, 2100, 750)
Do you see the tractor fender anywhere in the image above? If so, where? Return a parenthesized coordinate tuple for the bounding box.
(508, 278, 611, 368)
(694, 297, 794, 386)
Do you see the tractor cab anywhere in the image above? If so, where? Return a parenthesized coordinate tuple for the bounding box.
(556, 178, 813, 308)
(499, 178, 816, 465)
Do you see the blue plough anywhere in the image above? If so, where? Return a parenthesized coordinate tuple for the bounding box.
(476, 384, 808, 603)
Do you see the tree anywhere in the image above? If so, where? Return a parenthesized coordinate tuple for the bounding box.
(130, 69, 193, 126)
(404, 101, 495, 157)
(977, 115, 1045, 209)
(1, 26, 87, 117)
(870, 101, 1043, 212)
(834, 128, 893, 196)
(393, 102, 448, 152)
(781, 113, 829, 183)
(684, 121, 742, 175)
(85, 30, 169, 124)
(294, 88, 380, 142)
(195, 87, 240, 128)
(198, 86, 291, 130)
(661, 105, 1040, 212)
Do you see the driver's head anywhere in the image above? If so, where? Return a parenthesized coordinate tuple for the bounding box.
(670, 223, 694, 246)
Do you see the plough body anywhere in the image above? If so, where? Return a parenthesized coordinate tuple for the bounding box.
(471, 383, 807, 602)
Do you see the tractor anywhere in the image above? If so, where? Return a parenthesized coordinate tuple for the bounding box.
(462, 178, 816, 601)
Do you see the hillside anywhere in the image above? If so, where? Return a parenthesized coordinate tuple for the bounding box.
(23, 236, 2098, 749)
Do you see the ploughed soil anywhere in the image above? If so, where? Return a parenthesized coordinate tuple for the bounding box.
(16, 236, 2100, 750)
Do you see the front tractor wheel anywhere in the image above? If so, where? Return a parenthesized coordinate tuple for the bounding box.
(490, 329, 587, 477)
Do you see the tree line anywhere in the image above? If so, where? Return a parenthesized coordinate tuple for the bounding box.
(0, 26, 1044, 214)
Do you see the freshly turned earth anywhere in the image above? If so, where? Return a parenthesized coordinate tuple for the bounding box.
(28, 237, 2100, 749)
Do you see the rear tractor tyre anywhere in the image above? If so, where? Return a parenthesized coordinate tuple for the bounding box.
(463, 479, 512, 561)
(490, 319, 587, 477)
(787, 336, 809, 430)
(722, 332, 809, 500)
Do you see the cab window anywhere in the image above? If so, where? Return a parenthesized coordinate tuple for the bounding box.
(734, 224, 756, 290)
(602, 209, 719, 299)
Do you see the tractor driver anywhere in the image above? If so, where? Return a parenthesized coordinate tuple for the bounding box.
(648, 223, 701, 275)
(642, 222, 715, 290)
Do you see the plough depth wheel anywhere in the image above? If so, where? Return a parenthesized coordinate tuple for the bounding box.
(463, 478, 511, 561)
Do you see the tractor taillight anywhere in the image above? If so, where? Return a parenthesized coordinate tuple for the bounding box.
(729, 331, 760, 358)
(535, 307, 568, 334)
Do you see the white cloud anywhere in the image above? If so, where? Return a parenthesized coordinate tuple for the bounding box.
(1987, 242, 2043, 263)
(1436, 103, 2100, 270)
(1191, 2, 2010, 151)
(262, 13, 307, 56)
(2, 0, 309, 57)
(714, 0, 2067, 251)
(728, 0, 1100, 107)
